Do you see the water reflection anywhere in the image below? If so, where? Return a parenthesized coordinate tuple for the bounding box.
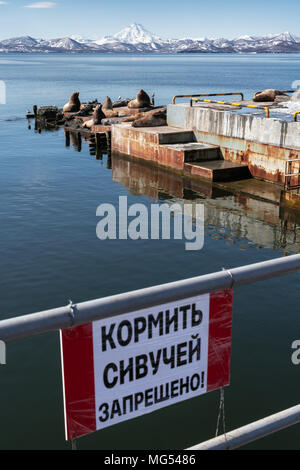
(109, 153, 300, 253)
(42, 127, 300, 254)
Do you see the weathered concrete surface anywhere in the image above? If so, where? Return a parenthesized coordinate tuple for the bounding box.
(112, 124, 196, 171)
(167, 104, 300, 184)
(168, 104, 300, 148)
(184, 160, 251, 182)
(111, 123, 249, 180)
(92, 124, 111, 133)
(164, 143, 220, 162)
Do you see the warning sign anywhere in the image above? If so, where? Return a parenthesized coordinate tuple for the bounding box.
(60, 289, 233, 440)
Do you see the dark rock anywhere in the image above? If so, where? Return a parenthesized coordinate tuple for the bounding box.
(37, 106, 59, 121)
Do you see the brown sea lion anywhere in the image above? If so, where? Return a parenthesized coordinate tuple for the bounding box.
(63, 92, 81, 113)
(131, 108, 167, 128)
(82, 104, 105, 129)
(253, 89, 287, 102)
(123, 113, 143, 123)
(128, 89, 151, 109)
(103, 96, 113, 111)
(123, 107, 166, 124)
(102, 96, 118, 118)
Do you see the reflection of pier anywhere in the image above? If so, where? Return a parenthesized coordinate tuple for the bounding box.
(111, 153, 300, 253)
(45, 127, 300, 254)
(64, 129, 111, 163)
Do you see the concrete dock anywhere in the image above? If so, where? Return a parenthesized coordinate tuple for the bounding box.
(110, 97, 300, 188)
(112, 123, 250, 182)
(34, 91, 300, 190)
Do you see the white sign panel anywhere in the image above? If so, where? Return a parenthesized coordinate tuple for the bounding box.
(60, 290, 233, 440)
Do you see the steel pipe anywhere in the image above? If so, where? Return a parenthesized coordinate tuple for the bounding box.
(191, 97, 271, 117)
(187, 404, 300, 450)
(173, 92, 244, 105)
(0, 254, 300, 342)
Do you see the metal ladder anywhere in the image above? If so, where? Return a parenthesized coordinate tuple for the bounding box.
(284, 158, 300, 190)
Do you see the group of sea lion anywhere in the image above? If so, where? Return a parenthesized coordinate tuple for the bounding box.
(62, 89, 166, 128)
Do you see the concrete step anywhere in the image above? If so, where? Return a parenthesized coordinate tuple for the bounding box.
(184, 160, 251, 182)
(162, 142, 221, 162)
(157, 128, 196, 145)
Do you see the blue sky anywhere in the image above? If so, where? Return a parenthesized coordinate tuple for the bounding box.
(0, 0, 300, 40)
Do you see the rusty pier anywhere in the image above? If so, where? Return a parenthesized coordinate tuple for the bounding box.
(32, 90, 300, 195)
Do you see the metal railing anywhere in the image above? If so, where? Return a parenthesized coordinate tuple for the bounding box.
(0, 255, 300, 342)
(284, 158, 300, 190)
(187, 404, 300, 450)
(172, 92, 244, 105)
(1, 254, 300, 449)
(172, 90, 295, 106)
(190, 97, 271, 118)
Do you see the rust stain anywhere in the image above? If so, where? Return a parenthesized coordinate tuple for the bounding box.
(111, 124, 300, 185)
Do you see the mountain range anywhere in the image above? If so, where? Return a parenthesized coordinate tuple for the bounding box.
(1, 23, 300, 54)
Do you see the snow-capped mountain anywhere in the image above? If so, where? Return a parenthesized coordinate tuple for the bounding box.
(1, 24, 300, 53)
(93, 23, 165, 51)
(112, 23, 163, 45)
(39, 37, 89, 50)
(70, 35, 98, 45)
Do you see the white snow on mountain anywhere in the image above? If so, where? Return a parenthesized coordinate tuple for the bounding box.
(1, 24, 300, 53)
(40, 37, 87, 50)
(1, 35, 38, 46)
(112, 23, 163, 45)
(70, 35, 97, 44)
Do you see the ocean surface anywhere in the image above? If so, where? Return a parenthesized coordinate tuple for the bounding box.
(0, 53, 300, 450)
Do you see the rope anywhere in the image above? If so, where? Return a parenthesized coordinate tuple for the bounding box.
(71, 438, 77, 450)
(215, 386, 227, 443)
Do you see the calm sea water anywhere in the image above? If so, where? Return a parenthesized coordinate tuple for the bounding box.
(0, 53, 300, 450)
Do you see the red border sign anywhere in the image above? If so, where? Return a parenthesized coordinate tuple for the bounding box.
(60, 289, 233, 440)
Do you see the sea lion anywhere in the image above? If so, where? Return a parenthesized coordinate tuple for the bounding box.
(123, 114, 141, 123)
(128, 89, 151, 109)
(102, 96, 118, 118)
(63, 92, 81, 113)
(124, 108, 167, 128)
(253, 89, 287, 102)
(82, 104, 106, 129)
(103, 96, 113, 111)
(123, 107, 166, 124)
(132, 109, 166, 128)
